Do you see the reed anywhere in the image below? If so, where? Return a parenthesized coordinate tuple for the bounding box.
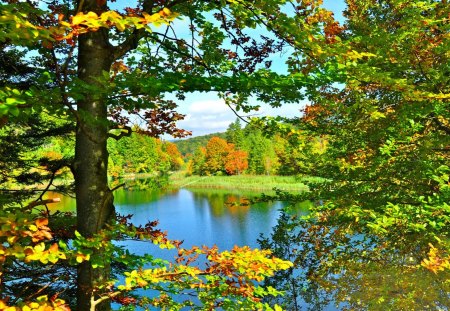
(169, 173, 310, 191)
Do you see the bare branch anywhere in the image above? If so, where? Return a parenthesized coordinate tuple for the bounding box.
(113, 0, 190, 60)
(225, 103, 251, 125)
(25, 198, 61, 210)
(110, 183, 126, 192)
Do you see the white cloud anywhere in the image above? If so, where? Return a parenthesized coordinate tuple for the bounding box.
(166, 93, 309, 138)
(177, 100, 236, 136)
(259, 102, 307, 118)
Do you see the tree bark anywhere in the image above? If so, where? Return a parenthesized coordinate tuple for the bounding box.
(74, 1, 115, 310)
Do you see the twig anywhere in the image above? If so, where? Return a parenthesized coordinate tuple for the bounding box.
(110, 183, 126, 192)
(25, 198, 61, 210)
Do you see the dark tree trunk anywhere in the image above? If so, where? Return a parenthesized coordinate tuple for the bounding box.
(74, 1, 115, 310)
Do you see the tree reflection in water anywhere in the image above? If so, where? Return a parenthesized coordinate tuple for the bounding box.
(259, 209, 450, 310)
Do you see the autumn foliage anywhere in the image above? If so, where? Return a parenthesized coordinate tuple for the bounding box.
(225, 150, 249, 175)
(0, 209, 292, 310)
(203, 137, 232, 174)
(165, 142, 184, 171)
(190, 136, 249, 176)
(4, 0, 449, 309)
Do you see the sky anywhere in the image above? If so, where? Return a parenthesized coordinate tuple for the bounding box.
(166, 0, 347, 138)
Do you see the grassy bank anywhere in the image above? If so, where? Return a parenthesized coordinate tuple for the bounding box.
(169, 172, 310, 192)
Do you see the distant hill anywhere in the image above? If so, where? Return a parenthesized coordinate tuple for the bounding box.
(173, 132, 227, 156)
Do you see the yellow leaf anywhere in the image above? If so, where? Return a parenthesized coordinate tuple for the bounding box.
(72, 13, 86, 25)
(72, 12, 98, 25)
(100, 11, 121, 22)
(0, 301, 15, 311)
(134, 23, 145, 30)
(274, 305, 283, 311)
(39, 256, 49, 264)
(34, 242, 45, 253)
(48, 255, 59, 264)
(76, 253, 90, 263)
(28, 224, 37, 232)
(85, 11, 99, 20)
(142, 12, 158, 23)
(7, 236, 18, 244)
(370, 111, 386, 120)
(59, 20, 71, 27)
(115, 21, 126, 32)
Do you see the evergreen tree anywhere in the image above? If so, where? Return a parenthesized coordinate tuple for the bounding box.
(190, 147, 206, 176)
(225, 118, 244, 149)
(242, 125, 278, 175)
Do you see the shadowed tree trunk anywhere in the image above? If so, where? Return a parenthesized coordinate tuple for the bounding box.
(74, 1, 115, 310)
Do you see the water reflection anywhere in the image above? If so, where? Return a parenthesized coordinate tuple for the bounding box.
(259, 210, 450, 310)
(126, 188, 286, 249)
(43, 185, 450, 310)
(44, 192, 75, 212)
(47, 187, 305, 251)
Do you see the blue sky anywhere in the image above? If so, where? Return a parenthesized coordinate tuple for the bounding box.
(324, 0, 347, 23)
(164, 0, 347, 137)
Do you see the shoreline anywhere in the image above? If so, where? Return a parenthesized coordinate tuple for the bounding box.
(168, 173, 310, 192)
(1, 173, 314, 193)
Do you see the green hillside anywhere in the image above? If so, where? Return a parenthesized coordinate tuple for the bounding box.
(172, 132, 227, 156)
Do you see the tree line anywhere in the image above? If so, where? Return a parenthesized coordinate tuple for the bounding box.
(108, 131, 183, 178)
(0, 118, 184, 187)
(184, 118, 326, 176)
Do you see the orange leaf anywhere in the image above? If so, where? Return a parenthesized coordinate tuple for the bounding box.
(49, 243, 59, 253)
(35, 218, 48, 227)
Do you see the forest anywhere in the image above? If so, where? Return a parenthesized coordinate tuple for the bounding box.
(183, 119, 326, 176)
(0, 0, 449, 310)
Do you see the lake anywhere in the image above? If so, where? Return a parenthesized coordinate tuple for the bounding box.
(50, 186, 306, 250)
(49, 186, 323, 308)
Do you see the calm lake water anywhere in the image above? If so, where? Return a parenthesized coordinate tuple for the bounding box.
(50, 187, 304, 250)
(49, 186, 333, 308)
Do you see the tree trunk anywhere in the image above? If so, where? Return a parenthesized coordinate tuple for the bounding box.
(74, 1, 115, 310)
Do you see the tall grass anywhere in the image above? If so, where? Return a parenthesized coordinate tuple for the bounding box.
(169, 172, 309, 192)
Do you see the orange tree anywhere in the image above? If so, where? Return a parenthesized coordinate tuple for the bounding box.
(164, 142, 184, 171)
(225, 150, 248, 175)
(203, 136, 232, 175)
(0, 0, 328, 310)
